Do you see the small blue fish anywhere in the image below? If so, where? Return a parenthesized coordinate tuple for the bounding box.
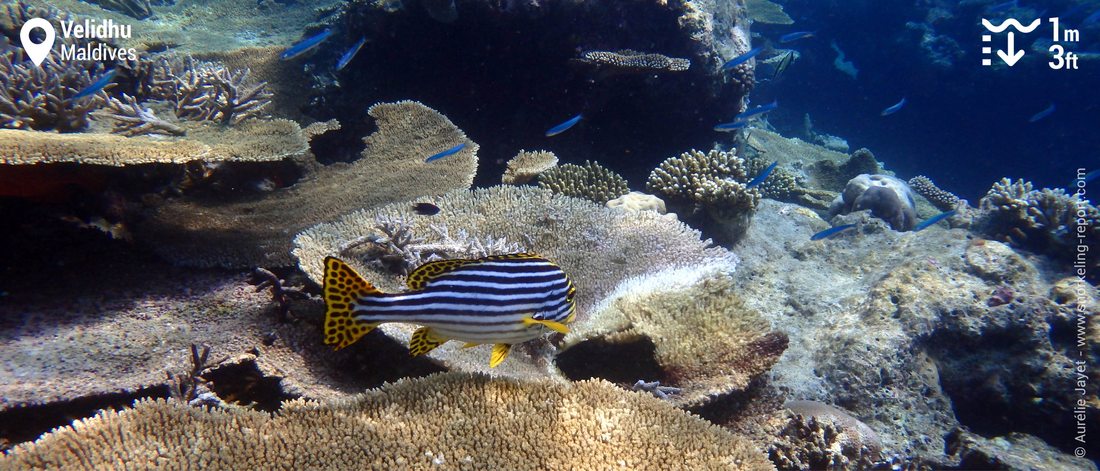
(779, 31, 815, 43)
(545, 114, 583, 137)
(1069, 169, 1099, 189)
(425, 142, 467, 162)
(736, 100, 778, 120)
(912, 210, 956, 232)
(721, 47, 763, 71)
(281, 29, 333, 60)
(1028, 103, 1055, 123)
(746, 161, 778, 188)
(881, 97, 906, 116)
(811, 224, 856, 241)
(713, 121, 748, 132)
(72, 69, 116, 100)
(335, 36, 367, 71)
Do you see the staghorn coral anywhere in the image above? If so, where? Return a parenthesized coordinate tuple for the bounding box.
(977, 178, 1100, 265)
(141, 100, 477, 268)
(562, 265, 787, 408)
(2, 373, 776, 470)
(647, 149, 761, 242)
(150, 55, 272, 125)
(0, 48, 109, 132)
(537, 160, 630, 204)
(293, 186, 735, 378)
(909, 175, 961, 212)
(0, 118, 308, 166)
(96, 93, 185, 137)
(501, 149, 558, 185)
(578, 49, 691, 72)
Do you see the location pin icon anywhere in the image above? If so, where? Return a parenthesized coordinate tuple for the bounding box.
(20, 18, 55, 67)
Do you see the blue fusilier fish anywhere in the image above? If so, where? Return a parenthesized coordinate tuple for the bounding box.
(713, 120, 748, 132)
(721, 47, 763, 71)
(881, 97, 906, 116)
(72, 69, 116, 100)
(1071, 169, 1099, 189)
(425, 142, 467, 162)
(545, 113, 583, 137)
(335, 36, 367, 71)
(1028, 103, 1055, 123)
(810, 224, 856, 241)
(322, 253, 577, 367)
(281, 29, 333, 60)
(746, 161, 778, 188)
(736, 100, 778, 120)
(779, 31, 815, 43)
(912, 210, 956, 232)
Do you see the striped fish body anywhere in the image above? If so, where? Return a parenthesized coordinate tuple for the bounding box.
(323, 253, 576, 367)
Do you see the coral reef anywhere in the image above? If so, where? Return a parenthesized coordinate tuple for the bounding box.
(501, 149, 557, 185)
(146, 55, 273, 125)
(646, 149, 760, 242)
(537, 160, 630, 204)
(746, 0, 794, 25)
(0, 48, 109, 132)
(294, 186, 735, 378)
(562, 265, 787, 408)
(830, 174, 919, 231)
(0, 118, 309, 165)
(730, 199, 1095, 465)
(805, 147, 883, 192)
(1, 373, 776, 470)
(606, 191, 667, 214)
(96, 94, 185, 137)
(85, 0, 152, 19)
(909, 175, 961, 212)
(760, 403, 883, 471)
(140, 100, 477, 268)
(946, 429, 1099, 471)
(577, 49, 691, 73)
(976, 178, 1100, 270)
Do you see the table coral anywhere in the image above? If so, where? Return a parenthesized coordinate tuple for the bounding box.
(501, 149, 558, 185)
(1, 373, 776, 470)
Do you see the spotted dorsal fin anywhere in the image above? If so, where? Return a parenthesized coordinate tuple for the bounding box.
(406, 259, 476, 289)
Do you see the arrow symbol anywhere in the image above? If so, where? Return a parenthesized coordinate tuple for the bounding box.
(998, 31, 1025, 66)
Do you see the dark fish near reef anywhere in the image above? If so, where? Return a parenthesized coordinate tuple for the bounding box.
(713, 120, 749, 132)
(746, 161, 778, 188)
(281, 29, 333, 60)
(736, 100, 778, 120)
(721, 47, 763, 71)
(772, 51, 794, 80)
(322, 254, 577, 367)
(425, 142, 467, 162)
(335, 36, 367, 71)
(1028, 103, 1055, 123)
(545, 113, 583, 137)
(881, 97, 906, 116)
(413, 202, 440, 215)
(912, 210, 956, 232)
(811, 224, 856, 241)
(779, 31, 815, 43)
(72, 69, 116, 100)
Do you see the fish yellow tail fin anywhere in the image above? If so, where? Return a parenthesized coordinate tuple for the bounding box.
(323, 256, 383, 350)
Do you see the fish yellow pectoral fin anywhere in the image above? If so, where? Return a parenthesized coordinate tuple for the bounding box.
(490, 344, 511, 368)
(323, 256, 382, 350)
(522, 316, 571, 335)
(409, 327, 449, 357)
(461, 342, 480, 349)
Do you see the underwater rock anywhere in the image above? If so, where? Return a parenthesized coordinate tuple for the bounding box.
(0, 373, 776, 470)
(537, 160, 631, 205)
(140, 100, 478, 268)
(946, 429, 1099, 471)
(501, 149, 558, 185)
(807, 147, 884, 192)
(561, 264, 786, 408)
(831, 174, 918, 231)
(293, 186, 735, 378)
(732, 199, 1093, 465)
(606, 191, 667, 214)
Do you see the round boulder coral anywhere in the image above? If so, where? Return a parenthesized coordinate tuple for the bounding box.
(830, 174, 918, 231)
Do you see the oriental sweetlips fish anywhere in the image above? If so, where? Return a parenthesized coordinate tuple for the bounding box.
(322, 253, 577, 367)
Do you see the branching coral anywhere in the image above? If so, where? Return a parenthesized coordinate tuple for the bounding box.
(502, 149, 558, 185)
(96, 94, 185, 137)
(647, 149, 761, 241)
(578, 49, 691, 72)
(977, 178, 1100, 264)
(537, 160, 630, 204)
(909, 175, 961, 212)
(2, 373, 776, 470)
(151, 56, 272, 125)
(0, 48, 109, 132)
(763, 402, 883, 470)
